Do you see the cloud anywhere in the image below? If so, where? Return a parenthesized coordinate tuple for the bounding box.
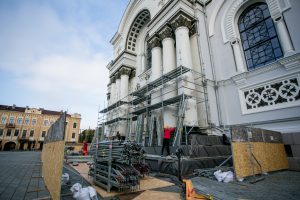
(0, 0, 128, 129)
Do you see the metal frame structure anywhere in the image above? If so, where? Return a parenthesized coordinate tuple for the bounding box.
(98, 65, 208, 147)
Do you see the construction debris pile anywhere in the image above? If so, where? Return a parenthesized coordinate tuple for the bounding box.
(90, 141, 149, 192)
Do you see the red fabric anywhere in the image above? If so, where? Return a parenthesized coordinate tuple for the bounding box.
(83, 142, 88, 156)
(163, 127, 176, 139)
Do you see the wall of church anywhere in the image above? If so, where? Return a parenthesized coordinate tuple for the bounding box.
(204, 0, 300, 133)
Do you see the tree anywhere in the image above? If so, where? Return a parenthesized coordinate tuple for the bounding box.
(78, 129, 95, 143)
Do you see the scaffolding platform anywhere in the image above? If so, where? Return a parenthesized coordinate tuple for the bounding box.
(100, 100, 127, 113)
(131, 94, 192, 115)
(104, 117, 128, 125)
(131, 66, 191, 97)
(131, 95, 150, 105)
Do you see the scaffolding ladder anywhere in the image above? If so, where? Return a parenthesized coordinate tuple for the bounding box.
(173, 95, 188, 146)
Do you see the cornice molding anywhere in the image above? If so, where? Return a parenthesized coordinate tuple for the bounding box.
(218, 53, 300, 87)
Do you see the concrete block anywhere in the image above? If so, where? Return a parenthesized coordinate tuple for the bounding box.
(291, 145, 300, 157)
(292, 133, 300, 145)
(288, 157, 300, 171)
(282, 133, 293, 145)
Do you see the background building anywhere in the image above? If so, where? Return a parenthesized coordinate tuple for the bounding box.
(0, 104, 81, 151)
(100, 0, 299, 166)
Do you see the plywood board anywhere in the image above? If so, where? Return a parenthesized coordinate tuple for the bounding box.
(42, 141, 65, 200)
(71, 163, 174, 198)
(232, 142, 288, 178)
(131, 190, 180, 200)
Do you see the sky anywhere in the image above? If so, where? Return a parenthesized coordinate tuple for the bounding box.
(0, 0, 129, 129)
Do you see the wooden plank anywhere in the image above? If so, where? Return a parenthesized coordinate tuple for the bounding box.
(41, 141, 65, 200)
(232, 142, 288, 178)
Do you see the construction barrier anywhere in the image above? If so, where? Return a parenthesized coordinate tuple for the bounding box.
(231, 126, 288, 179)
(41, 113, 66, 200)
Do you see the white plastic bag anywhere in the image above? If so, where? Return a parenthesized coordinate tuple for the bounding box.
(88, 186, 98, 200)
(70, 183, 98, 200)
(61, 173, 70, 185)
(214, 170, 234, 183)
(223, 171, 234, 183)
(214, 170, 223, 182)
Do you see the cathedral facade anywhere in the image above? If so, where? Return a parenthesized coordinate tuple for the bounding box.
(101, 0, 300, 145)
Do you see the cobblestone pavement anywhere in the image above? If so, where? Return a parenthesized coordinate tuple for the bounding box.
(0, 151, 50, 200)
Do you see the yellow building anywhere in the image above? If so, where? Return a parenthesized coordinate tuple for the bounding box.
(0, 104, 81, 151)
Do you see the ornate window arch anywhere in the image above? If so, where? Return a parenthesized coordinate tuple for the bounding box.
(238, 2, 283, 70)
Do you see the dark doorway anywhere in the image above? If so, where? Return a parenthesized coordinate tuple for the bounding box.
(39, 142, 44, 150)
(19, 141, 28, 151)
(3, 142, 16, 151)
(28, 141, 33, 150)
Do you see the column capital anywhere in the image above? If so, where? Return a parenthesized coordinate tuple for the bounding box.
(115, 71, 121, 79)
(148, 36, 161, 49)
(130, 70, 136, 79)
(110, 76, 116, 84)
(158, 26, 174, 41)
(120, 67, 131, 76)
(170, 13, 192, 30)
(189, 23, 197, 36)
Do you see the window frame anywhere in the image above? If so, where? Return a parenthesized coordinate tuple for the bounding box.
(30, 130, 35, 137)
(6, 129, 12, 137)
(41, 131, 46, 138)
(1, 116, 7, 124)
(44, 119, 49, 126)
(14, 129, 19, 137)
(32, 118, 37, 126)
(25, 117, 30, 125)
(22, 130, 27, 138)
(17, 117, 23, 125)
(9, 116, 15, 124)
(238, 2, 283, 71)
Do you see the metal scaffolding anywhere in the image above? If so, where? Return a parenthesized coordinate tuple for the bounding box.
(98, 65, 208, 147)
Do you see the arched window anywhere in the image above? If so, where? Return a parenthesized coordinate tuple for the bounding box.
(238, 3, 283, 70)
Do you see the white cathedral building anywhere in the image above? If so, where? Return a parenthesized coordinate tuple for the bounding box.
(101, 0, 300, 146)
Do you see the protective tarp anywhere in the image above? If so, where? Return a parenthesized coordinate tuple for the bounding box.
(147, 156, 232, 176)
(191, 135, 223, 146)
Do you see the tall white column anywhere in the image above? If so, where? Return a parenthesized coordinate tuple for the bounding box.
(172, 14, 198, 127)
(136, 54, 142, 77)
(110, 76, 116, 104)
(190, 26, 208, 128)
(107, 84, 112, 106)
(115, 72, 121, 102)
(275, 17, 294, 56)
(159, 26, 177, 127)
(120, 67, 131, 101)
(231, 39, 246, 72)
(149, 36, 162, 104)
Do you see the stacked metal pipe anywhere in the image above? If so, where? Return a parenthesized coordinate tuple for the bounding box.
(90, 141, 142, 192)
